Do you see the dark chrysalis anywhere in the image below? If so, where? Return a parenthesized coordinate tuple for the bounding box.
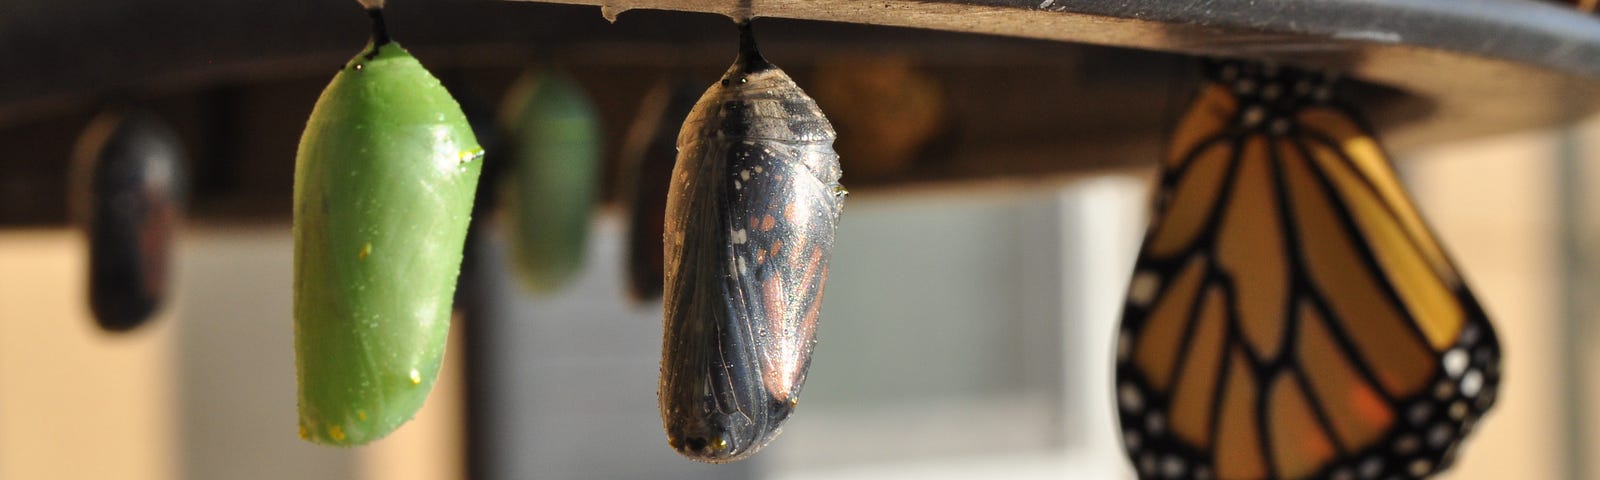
(660, 23, 846, 463)
(622, 77, 702, 301)
(70, 108, 187, 332)
(445, 76, 508, 311)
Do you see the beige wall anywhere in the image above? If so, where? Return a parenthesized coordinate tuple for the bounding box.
(0, 230, 177, 480)
(0, 229, 461, 480)
(1406, 130, 1566, 479)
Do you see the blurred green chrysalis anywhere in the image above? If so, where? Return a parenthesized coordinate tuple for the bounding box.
(292, 7, 483, 446)
(499, 69, 602, 293)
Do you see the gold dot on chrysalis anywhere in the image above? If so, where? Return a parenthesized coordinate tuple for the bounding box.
(409, 368, 423, 385)
(357, 410, 368, 421)
(358, 243, 372, 260)
(299, 425, 309, 439)
(328, 425, 347, 442)
(459, 147, 484, 164)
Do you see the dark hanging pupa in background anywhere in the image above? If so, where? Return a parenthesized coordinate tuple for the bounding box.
(292, 0, 484, 446)
(442, 74, 509, 312)
(498, 68, 603, 294)
(808, 54, 951, 180)
(70, 107, 187, 332)
(659, 22, 846, 463)
(621, 77, 702, 302)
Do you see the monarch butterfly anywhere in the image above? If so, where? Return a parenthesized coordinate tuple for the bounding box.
(622, 77, 702, 301)
(1114, 59, 1500, 479)
(70, 108, 186, 332)
(499, 68, 602, 294)
(293, 4, 483, 446)
(660, 23, 846, 462)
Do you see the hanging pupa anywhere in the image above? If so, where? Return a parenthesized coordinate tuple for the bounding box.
(70, 107, 187, 332)
(622, 77, 702, 301)
(659, 23, 846, 463)
(292, 1, 484, 446)
(443, 76, 508, 312)
(499, 68, 602, 294)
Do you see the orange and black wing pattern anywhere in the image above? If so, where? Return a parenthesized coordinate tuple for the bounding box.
(1114, 59, 1501, 480)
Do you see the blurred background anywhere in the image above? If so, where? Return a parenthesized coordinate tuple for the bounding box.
(2, 1, 1600, 479)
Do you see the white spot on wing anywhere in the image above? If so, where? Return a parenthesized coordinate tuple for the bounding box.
(1128, 271, 1160, 307)
(1408, 459, 1432, 477)
(1145, 412, 1165, 434)
(1116, 330, 1132, 361)
(1160, 456, 1185, 478)
(1442, 349, 1468, 378)
(1241, 106, 1266, 127)
(1434, 381, 1455, 399)
(1394, 435, 1418, 454)
(731, 229, 747, 244)
(1358, 457, 1382, 479)
(1427, 423, 1452, 447)
(1407, 403, 1433, 425)
(1461, 370, 1483, 397)
(1118, 383, 1144, 412)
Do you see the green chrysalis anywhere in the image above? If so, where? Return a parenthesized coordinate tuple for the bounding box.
(293, 8, 482, 446)
(498, 69, 602, 293)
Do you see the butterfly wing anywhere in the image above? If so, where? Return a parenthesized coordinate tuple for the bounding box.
(1115, 60, 1501, 480)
